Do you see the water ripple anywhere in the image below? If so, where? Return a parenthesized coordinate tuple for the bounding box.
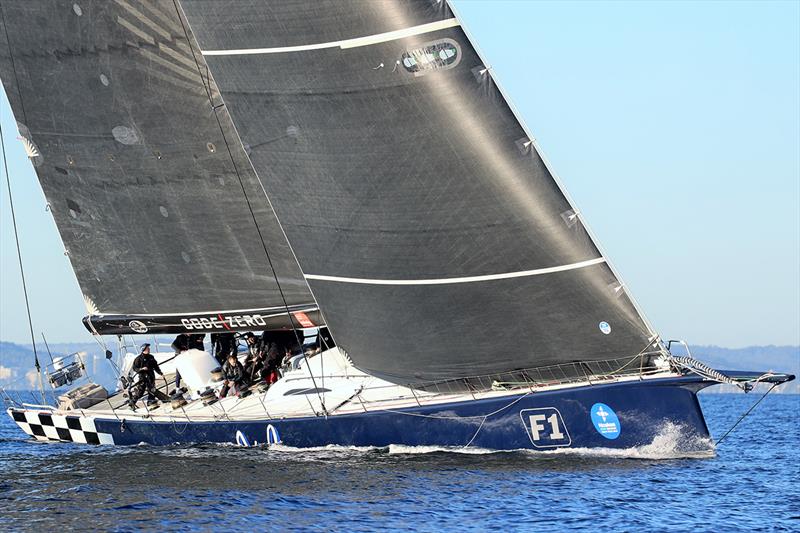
(0, 394, 797, 531)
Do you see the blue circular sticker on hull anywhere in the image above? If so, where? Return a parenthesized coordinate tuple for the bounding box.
(590, 403, 621, 439)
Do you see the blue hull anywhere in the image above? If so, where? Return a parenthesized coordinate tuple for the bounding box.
(86, 376, 712, 449)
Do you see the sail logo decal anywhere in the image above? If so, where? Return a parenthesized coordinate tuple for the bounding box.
(599, 321, 611, 335)
(590, 403, 621, 439)
(181, 314, 269, 330)
(401, 38, 461, 75)
(292, 311, 315, 328)
(519, 408, 571, 448)
(128, 320, 148, 333)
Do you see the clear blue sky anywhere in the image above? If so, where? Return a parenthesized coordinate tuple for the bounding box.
(1, 0, 798, 347)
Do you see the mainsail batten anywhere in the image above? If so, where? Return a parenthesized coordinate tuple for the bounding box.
(201, 18, 462, 56)
(304, 257, 608, 286)
(179, 0, 661, 383)
(0, 1, 317, 334)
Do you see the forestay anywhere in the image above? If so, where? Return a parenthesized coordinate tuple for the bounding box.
(0, 1, 317, 334)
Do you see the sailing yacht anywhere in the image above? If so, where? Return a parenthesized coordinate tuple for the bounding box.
(0, 1, 792, 449)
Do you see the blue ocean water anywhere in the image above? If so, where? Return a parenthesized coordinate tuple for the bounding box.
(0, 393, 798, 532)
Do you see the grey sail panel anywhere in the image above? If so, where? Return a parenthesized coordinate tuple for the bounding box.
(0, 1, 315, 331)
(308, 262, 650, 382)
(189, 1, 658, 382)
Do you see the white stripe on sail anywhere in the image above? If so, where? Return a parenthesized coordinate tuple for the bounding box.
(304, 257, 606, 286)
(202, 19, 460, 56)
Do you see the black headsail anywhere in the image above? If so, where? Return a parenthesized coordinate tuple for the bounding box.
(177, 0, 664, 385)
(0, 1, 319, 335)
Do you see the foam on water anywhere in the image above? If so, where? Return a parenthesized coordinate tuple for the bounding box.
(543, 422, 716, 460)
(200, 420, 715, 459)
(387, 444, 502, 455)
(382, 421, 716, 459)
(268, 443, 383, 454)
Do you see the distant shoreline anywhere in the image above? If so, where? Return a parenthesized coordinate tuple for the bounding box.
(1, 340, 798, 393)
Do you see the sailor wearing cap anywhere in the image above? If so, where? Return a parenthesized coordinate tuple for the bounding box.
(243, 332, 259, 356)
(128, 343, 169, 410)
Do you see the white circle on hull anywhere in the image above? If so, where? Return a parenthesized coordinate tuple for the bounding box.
(235, 430, 250, 447)
(266, 424, 281, 445)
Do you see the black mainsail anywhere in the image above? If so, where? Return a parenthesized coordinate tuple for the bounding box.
(179, 0, 662, 383)
(0, 1, 318, 334)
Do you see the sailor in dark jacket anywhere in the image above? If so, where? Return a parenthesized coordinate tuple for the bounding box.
(219, 354, 246, 398)
(243, 332, 267, 383)
(211, 332, 237, 366)
(243, 332, 260, 358)
(188, 333, 206, 351)
(128, 343, 169, 409)
(171, 333, 190, 353)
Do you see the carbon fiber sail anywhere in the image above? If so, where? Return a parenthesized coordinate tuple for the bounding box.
(179, 0, 662, 384)
(0, 1, 318, 334)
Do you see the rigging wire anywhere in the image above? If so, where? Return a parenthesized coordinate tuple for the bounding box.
(170, 1, 327, 415)
(40, 332, 54, 365)
(715, 382, 778, 446)
(85, 309, 110, 353)
(1, 10, 108, 398)
(0, 120, 46, 404)
(669, 355, 785, 446)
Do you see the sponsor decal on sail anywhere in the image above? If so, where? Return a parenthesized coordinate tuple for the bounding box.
(292, 311, 315, 328)
(128, 320, 148, 333)
(82, 307, 322, 335)
(181, 313, 269, 330)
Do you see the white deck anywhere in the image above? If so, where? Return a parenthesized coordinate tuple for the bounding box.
(64, 348, 679, 424)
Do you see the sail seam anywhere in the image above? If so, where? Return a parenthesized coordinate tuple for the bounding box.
(201, 18, 460, 56)
(305, 258, 606, 286)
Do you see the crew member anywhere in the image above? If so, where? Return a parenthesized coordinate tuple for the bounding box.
(170, 334, 190, 391)
(245, 347, 268, 385)
(171, 333, 190, 353)
(188, 333, 206, 351)
(265, 341, 286, 384)
(211, 332, 236, 366)
(220, 354, 246, 398)
(244, 332, 260, 358)
(243, 332, 266, 384)
(128, 343, 169, 410)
